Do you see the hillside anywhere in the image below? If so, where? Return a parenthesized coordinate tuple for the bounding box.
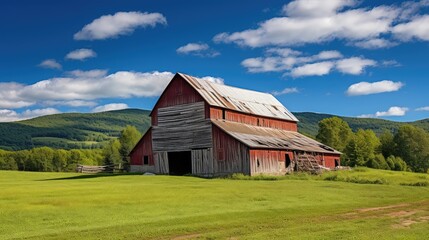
(295, 112, 429, 137)
(0, 109, 151, 150)
(0, 109, 428, 150)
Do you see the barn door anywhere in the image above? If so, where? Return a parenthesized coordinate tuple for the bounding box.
(154, 151, 169, 174)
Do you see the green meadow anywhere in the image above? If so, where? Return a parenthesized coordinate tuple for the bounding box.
(1, 169, 428, 240)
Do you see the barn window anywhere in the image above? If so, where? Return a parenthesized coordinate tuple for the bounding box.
(222, 109, 226, 119)
(143, 156, 149, 165)
(257, 159, 260, 168)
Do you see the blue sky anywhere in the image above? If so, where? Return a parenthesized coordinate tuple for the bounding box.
(0, 0, 429, 122)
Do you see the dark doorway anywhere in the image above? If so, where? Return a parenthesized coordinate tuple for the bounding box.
(285, 154, 291, 168)
(168, 151, 192, 175)
(335, 159, 340, 167)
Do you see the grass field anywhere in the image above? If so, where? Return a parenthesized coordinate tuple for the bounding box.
(1, 169, 428, 240)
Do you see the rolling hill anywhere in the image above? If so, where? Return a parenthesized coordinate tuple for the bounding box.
(0, 109, 427, 150)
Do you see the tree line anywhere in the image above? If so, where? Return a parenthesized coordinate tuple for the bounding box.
(316, 117, 429, 173)
(0, 125, 141, 172)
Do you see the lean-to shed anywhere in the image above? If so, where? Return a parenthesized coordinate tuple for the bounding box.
(129, 73, 341, 176)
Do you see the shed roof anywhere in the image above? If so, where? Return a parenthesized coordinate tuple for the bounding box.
(212, 119, 341, 155)
(178, 73, 298, 122)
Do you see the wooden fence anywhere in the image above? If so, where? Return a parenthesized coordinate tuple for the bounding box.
(76, 164, 118, 173)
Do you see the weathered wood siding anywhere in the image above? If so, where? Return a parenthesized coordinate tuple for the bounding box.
(152, 102, 212, 152)
(191, 148, 214, 177)
(212, 125, 250, 175)
(151, 75, 205, 126)
(209, 106, 297, 131)
(154, 151, 169, 174)
(130, 129, 153, 166)
(249, 149, 294, 175)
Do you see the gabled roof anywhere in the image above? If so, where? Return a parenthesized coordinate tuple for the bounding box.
(178, 73, 298, 122)
(212, 119, 341, 155)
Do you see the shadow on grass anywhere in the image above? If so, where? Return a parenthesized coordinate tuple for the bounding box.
(38, 172, 143, 181)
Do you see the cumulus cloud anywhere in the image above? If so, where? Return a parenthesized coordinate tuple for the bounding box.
(416, 106, 429, 111)
(214, 0, 429, 49)
(0, 70, 223, 109)
(214, 0, 398, 47)
(347, 80, 404, 96)
(393, 15, 429, 41)
(92, 103, 129, 112)
(376, 106, 409, 117)
(43, 100, 98, 107)
(74, 11, 167, 40)
(291, 61, 335, 77)
(242, 48, 344, 73)
(66, 48, 97, 60)
(242, 48, 374, 77)
(358, 106, 409, 118)
(200, 76, 224, 84)
(336, 57, 377, 74)
(0, 108, 60, 122)
(353, 38, 397, 49)
(176, 43, 220, 57)
(38, 59, 62, 69)
(271, 87, 299, 96)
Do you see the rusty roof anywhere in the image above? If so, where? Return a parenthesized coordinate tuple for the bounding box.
(178, 73, 299, 122)
(212, 119, 341, 154)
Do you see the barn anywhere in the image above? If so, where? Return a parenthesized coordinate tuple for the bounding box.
(129, 73, 341, 176)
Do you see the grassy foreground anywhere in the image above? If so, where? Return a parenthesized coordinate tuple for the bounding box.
(0, 169, 428, 240)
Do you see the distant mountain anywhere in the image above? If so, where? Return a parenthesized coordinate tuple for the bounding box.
(294, 112, 429, 137)
(0, 109, 427, 150)
(0, 109, 151, 150)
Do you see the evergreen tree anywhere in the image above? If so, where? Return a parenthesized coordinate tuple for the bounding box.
(118, 126, 141, 171)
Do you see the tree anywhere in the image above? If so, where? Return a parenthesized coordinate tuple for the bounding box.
(343, 129, 380, 167)
(119, 125, 141, 171)
(394, 125, 429, 172)
(102, 139, 121, 166)
(379, 130, 395, 158)
(316, 117, 353, 152)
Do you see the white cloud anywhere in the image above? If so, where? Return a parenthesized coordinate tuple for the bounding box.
(0, 71, 223, 109)
(416, 106, 429, 111)
(336, 57, 376, 74)
(347, 80, 404, 96)
(200, 76, 224, 84)
(393, 15, 429, 41)
(376, 106, 408, 117)
(0, 108, 60, 122)
(291, 61, 335, 77)
(43, 100, 98, 107)
(38, 59, 62, 69)
(214, 0, 398, 47)
(176, 43, 220, 57)
(358, 106, 409, 118)
(272, 87, 299, 96)
(66, 49, 97, 60)
(353, 38, 397, 49)
(92, 103, 129, 113)
(74, 11, 167, 40)
(241, 48, 344, 73)
(67, 69, 108, 78)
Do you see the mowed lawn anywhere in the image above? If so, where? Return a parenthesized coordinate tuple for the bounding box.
(0, 170, 428, 240)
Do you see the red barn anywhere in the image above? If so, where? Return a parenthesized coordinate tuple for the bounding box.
(129, 73, 341, 176)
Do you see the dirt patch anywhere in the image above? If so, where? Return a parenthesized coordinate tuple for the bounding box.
(357, 203, 410, 213)
(386, 210, 418, 218)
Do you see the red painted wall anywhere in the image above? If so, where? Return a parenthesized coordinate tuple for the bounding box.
(130, 129, 154, 166)
(209, 106, 298, 131)
(151, 75, 205, 126)
(323, 154, 341, 168)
